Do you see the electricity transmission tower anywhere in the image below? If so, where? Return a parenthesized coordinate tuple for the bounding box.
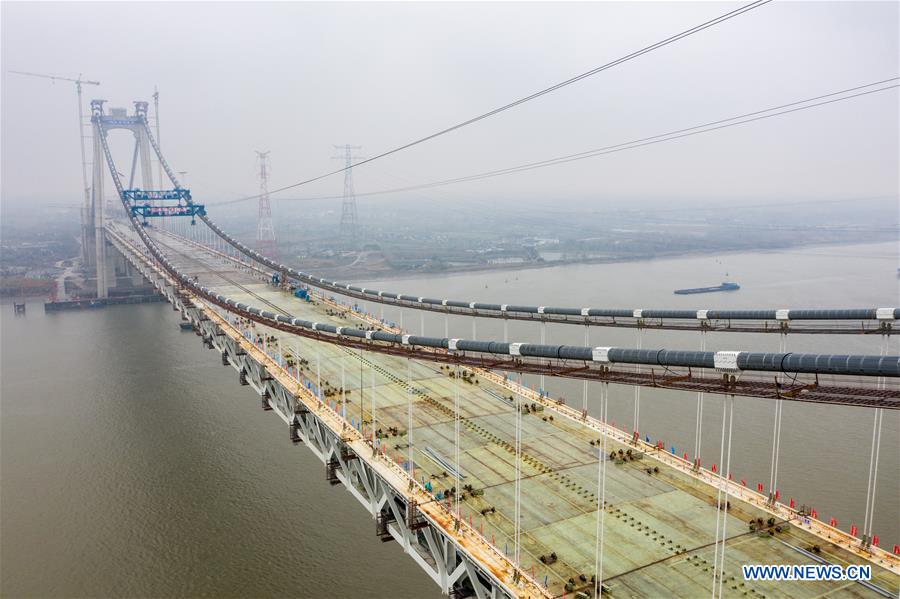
(333, 144, 363, 246)
(255, 151, 278, 258)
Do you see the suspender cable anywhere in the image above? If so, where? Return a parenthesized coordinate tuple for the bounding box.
(540, 320, 546, 395)
(864, 408, 884, 546)
(455, 363, 461, 520)
(407, 358, 413, 474)
(711, 395, 728, 599)
(634, 327, 643, 436)
(862, 405, 878, 545)
(694, 331, 707, 468)
(359, 349, 365, 438)
(515, 373, 523, 566)
(767, 398, 783, 504)
(716, 396, 735, 599)
(769, 333, 787, 503)
(371, 363, 377, 449)
(582, 325, 589, 417)
(341, 358, 346, 422)
(594, 381, 610, 598)
(862, 333, 887, 547)
(316, 343, 322, 404)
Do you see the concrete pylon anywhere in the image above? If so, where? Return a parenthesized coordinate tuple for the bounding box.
(91, 119, 108, 299)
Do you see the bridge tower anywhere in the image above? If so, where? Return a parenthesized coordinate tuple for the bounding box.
(255, 151, 278, 258)
(88, 100, 158, 298)
(333, 144, 363, 247)
(89, 100, 108, 298)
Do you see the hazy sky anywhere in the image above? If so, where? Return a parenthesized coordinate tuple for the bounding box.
(1, 1, 898, 211)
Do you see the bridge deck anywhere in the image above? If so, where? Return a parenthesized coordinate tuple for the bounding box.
(146, 230, 898, 598)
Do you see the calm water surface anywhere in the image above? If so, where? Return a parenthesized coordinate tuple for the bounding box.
(2, 241, 897, 597)
(1, 300, 439, 598)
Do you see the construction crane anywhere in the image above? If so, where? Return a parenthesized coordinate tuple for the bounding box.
(8, 70, 100, 263)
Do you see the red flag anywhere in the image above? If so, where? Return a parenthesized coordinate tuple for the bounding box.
(830, 517, 837, 527)
(741, 479, 747, 487)
(872, 535, 879, 547)
(790, 497, 795, 509)
(757, 483, 764, 492)
(711, 463, 717, 473)
(850, 524, 858, 537)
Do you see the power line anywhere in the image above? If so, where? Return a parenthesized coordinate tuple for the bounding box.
(211, 77, 898, 206)
(232, 0, 772, 203)
(356, 82, 900, 194)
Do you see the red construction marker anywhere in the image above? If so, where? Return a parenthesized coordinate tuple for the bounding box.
(851, 524, 858, 537)
(711, 464, 717, 473)
(741, 479, 747, 487)
(830, 517, 837, 527)
(790, 498, 795, 509)
(872, 535, 879, 547)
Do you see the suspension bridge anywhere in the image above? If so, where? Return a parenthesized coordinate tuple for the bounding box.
(81, 100, 898, 599)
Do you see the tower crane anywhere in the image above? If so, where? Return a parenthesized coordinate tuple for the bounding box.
(8, 70, 100, 263)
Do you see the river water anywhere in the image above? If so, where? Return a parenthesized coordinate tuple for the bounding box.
(2, 241, 897, 597)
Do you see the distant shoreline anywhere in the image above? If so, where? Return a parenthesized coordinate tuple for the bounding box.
(334, 238, 897, 284)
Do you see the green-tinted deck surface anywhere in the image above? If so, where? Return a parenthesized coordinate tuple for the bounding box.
(154, 232, 899, 598)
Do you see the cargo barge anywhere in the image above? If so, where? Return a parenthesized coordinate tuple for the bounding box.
(674, 281, 740, 295)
